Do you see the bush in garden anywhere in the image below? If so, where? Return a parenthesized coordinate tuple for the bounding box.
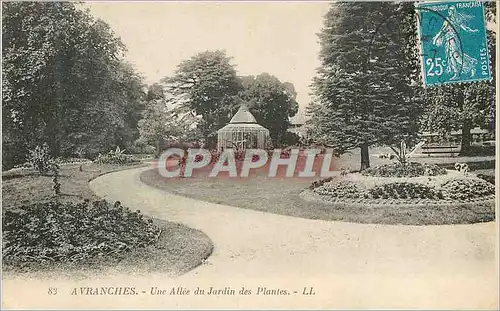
(55, 157, 91, 165)
(368, 182, 443, 200)
(441, 179, 495, 200)
(27, 143, 59, 175)
(477, 174, 495, 185)
(93, 147, 140, 165)
(2, 200, 161, 266)
(309, 177, 334, 190)
(361, 162, 446, 178)
(313, 180, 364, 198)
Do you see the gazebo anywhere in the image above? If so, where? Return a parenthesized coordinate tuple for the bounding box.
(217, 105, 271, 150)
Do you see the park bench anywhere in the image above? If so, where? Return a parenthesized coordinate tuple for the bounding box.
(421, 145, 460, 157)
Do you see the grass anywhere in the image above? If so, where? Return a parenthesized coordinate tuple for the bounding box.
(140, 149, 496, 225)
(2, 162, 213, 278)
(2, 163, 143, 209)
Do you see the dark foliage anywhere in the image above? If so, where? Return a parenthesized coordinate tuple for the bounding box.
(369, 182, 444, 200)
(362, 162, 446, 178)
(437, 160, 495, 171)
(441, 179, 495, 200)
(3, 200, 160, 267)
(308, 177, 334, 190)
(313, 180, 364, 198)
(477, 174, 495, 185)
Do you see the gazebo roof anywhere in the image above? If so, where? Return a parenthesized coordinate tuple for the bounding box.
(217, 123, 269, 133)
(229, 105, 257, 124)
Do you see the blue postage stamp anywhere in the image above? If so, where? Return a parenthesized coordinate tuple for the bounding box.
(416, 1, 491, 87)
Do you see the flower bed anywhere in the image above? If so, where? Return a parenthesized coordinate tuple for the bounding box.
(361, 162, 446, 178)
(94, 153, 140, 165)
(441, 179, 495, 201)
(314, 180, 365, 198)
(477, 174, 495, 185)
(3, 200, 160, 266)
(308, 170, 494, 204)
(308, 177, 334, 190)
(369, 182, 444, 200)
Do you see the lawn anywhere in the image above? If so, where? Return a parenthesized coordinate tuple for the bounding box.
(2, 162, 213, 279)
(140, 149, 496, 225)
(2, 163, 143, 209)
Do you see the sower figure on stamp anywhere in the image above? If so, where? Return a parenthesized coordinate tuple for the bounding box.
(432, 5, 479, 80)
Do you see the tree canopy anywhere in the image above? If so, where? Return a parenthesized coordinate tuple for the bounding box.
(309, 2, 423, 169)
(163, 50, 242, 148)
(160, 52, 300, 148)
(238, 73, 299, 146)
(2, 2, 146, 168)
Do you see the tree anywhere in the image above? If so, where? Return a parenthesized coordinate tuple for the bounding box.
(138, 84, 201, 155)
(309, 2, 423, 170)
(2, 2, 145, 168)
(238, 73, 299, 146)
(164, 50, 242, 148)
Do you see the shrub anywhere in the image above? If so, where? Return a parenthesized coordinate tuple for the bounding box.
(362, 162, 446, 178)
(309, 177, 334, 190)
(441, 179, 495, 200)
(477, 174, 495, 185)
(2, 200, 160, 266)
(94, 147, 140, 165)
(2, 139, 27, 171)
(369, 182, 443, 200)
(438, 160, 495, 171)
(313, 180, 364, 198)
(55, 157, 91, 165)
(27, 144, 59, 175)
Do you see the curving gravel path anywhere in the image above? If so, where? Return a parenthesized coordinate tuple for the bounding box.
(3, 166, 497, 309)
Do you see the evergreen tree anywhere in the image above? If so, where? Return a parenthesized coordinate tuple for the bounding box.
(164, 50, 242, 148)
(310, 2, 423, 170)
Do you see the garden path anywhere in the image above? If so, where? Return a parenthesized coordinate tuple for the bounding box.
(3, 166, 497, 309)
(91, 166, 498, 309)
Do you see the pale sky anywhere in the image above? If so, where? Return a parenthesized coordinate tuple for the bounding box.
(86, 2, 331, 114)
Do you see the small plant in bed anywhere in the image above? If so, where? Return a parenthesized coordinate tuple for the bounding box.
(314, 180, 365, 199)
(27, 143, 60, 175)
(441, 179, 495, 201)
(2, 199, 161, 270)
(93, 147, 140, 165)
(476, 174, 495, 185)
(368, 182, 444, 200)
(361, 162, 446, 178)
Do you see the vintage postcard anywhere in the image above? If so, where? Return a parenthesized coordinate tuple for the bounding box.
(2, 1, 498, 309)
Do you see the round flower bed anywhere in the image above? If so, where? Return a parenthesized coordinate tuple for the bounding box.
(302, 164, 495, 225)
(307, 173, 494, 203)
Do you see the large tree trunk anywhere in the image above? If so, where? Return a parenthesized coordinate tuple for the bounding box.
(460, 119, 472, 155)
(360, 143, 370, 171)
